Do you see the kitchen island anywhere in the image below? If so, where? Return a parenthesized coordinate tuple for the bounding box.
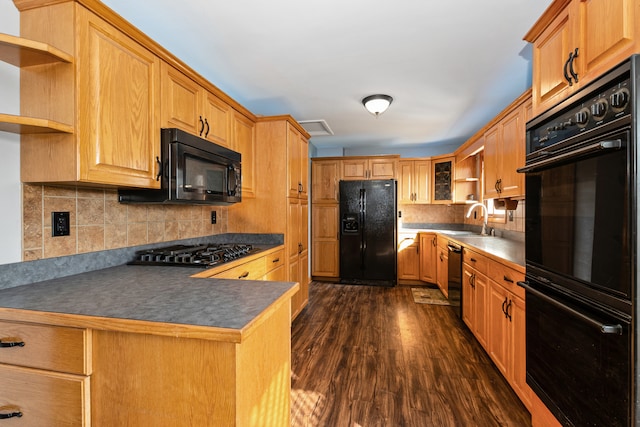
(0, 265, 298, 426)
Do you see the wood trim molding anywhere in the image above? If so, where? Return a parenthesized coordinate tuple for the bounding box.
(523, 0, 572, 42)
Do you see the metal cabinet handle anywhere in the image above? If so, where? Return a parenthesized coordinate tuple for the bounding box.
(469, 273, 475, 288)
(0, 411, 23, 419)
(155, 156, 162, 181)
(506, 299, 513, 321)
(501, 297, 508, 317)
(0, 340, 25, 348)
(238, 272, 249, 279)
(272, 258, 280, 263)
(568, 48, 579, 84)
(204, 118, 210, 138)
(439, 253, 444, 262)
(432, 236, 436, 247)
(564, 51, 573, 85)
(503, 275, 514, 283)
(199, 115, 205, 136)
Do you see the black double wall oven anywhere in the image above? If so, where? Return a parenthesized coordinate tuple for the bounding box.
(519, 56, 639, 426)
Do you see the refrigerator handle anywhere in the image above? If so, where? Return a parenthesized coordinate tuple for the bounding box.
(360, 188, 366, 270)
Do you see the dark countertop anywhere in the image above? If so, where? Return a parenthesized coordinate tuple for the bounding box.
(0, 265, 298, 341)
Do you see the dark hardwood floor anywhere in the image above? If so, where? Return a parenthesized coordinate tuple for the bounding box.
(290, 282, 531, 427)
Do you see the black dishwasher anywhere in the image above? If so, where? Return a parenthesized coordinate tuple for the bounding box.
(447, 241, 462, 317)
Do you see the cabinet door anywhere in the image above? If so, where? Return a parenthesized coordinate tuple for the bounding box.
(233, 112, 256, 198)
(202, 92, 232, 147)
(312, 160, 340, 203)
(77, 8, 160, 188)
(578, 0, 639, 87)
(369, 158, 396, 179)
(462, 266, 475, 330)
(419, 233, 437, 283)
(287, 126, 302, 197)
(311, 204, 339, 277)
(299, 135, 309, 199)
(398, 236, 420, 280)
(473, 271, 488, 349)
(530, 3, 576, 115)
(483, 126, 500, 199)
(499, 106, 525, 198)
(414, 160, 432, 203)
(397, 160, 415, 204)
(432, 157, 455, 204)
(436, 247, 448, 297)
(487, 281, 509, 377)
(509, 293, 532, 410)
(342, 158, 368, 180)
(160, 63, 201, 135)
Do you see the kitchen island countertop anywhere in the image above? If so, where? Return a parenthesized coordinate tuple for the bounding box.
(0, 265, 299, 342)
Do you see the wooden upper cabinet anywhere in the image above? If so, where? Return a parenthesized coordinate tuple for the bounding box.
(525, 0, 640, 116)
(161, 63, 232, 148)
(398, 159, 431, 204)
(431, 156, 455, 204)
(311, 159, 340, 203)
(76, 7, 160, 188)
(342, 156, 397, 180)
(233, 111, 256, 198)
(483, 92, 529, 200)
(287, 125, 309, 199)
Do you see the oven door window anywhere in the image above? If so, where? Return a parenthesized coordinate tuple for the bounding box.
(181, 154, 226, 196)
(525, 133, 630, 299)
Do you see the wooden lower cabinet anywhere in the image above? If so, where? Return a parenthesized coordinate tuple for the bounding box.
(462, 263, 488, 349)
(397, 233, 420, 281)
(435, 236, 449, 297)
(419, 233, 437, 283)
(0, 297, 291, 426)
(463, 246, 532, 412)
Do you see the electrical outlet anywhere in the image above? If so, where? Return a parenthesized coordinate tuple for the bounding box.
(52, 211, 70, 236)
(508, 210, 514, 222)
(211, 211, 217, 224)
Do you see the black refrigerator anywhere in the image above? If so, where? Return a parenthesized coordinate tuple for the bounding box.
(339, 179, 397, 286)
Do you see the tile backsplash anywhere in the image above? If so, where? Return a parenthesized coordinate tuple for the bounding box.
(23, 185, 228, 261)
(399, 201, 525, 234)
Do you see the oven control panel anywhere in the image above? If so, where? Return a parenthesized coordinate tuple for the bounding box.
(527, 75, 631, 155)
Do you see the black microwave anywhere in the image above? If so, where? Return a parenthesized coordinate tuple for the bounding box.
(119, 128, 241, 205)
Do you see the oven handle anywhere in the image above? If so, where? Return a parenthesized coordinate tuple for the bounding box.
(518, 281, 623, 335)
(517, 139, 622, 173)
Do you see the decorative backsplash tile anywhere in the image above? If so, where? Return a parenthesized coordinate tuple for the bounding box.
(22, 185, 228, 261)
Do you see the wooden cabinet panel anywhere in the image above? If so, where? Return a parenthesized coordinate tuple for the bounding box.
(77, 7, 160, 188)
(233, 111, 256, 198)
(161, 62, 201, 134)
(419, 233, 437, 283)
(202, 92, 232, 147)
(462, 262, 488, 349)
(0, 364, 89, 426)
(435, 236, 449, 297)
(311, 204, 339, 278)
(487, 281, 510, 376)
(311, 160, 340, 203)
(0, 321, 88, 375)
(398, 234, 420, 280)
(510, 293, 532, 410)
(341, 157, 397, 180)
(211, 257, 266, 280)
(398, 159, 431, 204)
(483, 94, 528, 200)
(287, 125, 309, 199)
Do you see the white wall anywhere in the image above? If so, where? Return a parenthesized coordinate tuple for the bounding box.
(0, 1, 23, 264)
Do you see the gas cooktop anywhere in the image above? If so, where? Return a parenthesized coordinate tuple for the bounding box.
(128, 243, 259, 268)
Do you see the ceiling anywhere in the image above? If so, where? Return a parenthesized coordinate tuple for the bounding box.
(100, 0, 553, 154)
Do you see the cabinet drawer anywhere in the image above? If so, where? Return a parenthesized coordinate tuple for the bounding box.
(214, 257, 266, 280)
(489, 261, 525, 298)
(265, 249, 285, 273)
(0, 321, 88, 375)
(0, 364, 89, 426)
(463, 248, 488, 275)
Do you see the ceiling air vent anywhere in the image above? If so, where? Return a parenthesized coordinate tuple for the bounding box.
(298, 120, 334, 136)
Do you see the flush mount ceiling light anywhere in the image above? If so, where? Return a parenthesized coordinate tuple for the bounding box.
(362, 94, 393, 117)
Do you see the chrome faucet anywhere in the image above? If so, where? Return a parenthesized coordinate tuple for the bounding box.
(466, 202, 491, 235)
